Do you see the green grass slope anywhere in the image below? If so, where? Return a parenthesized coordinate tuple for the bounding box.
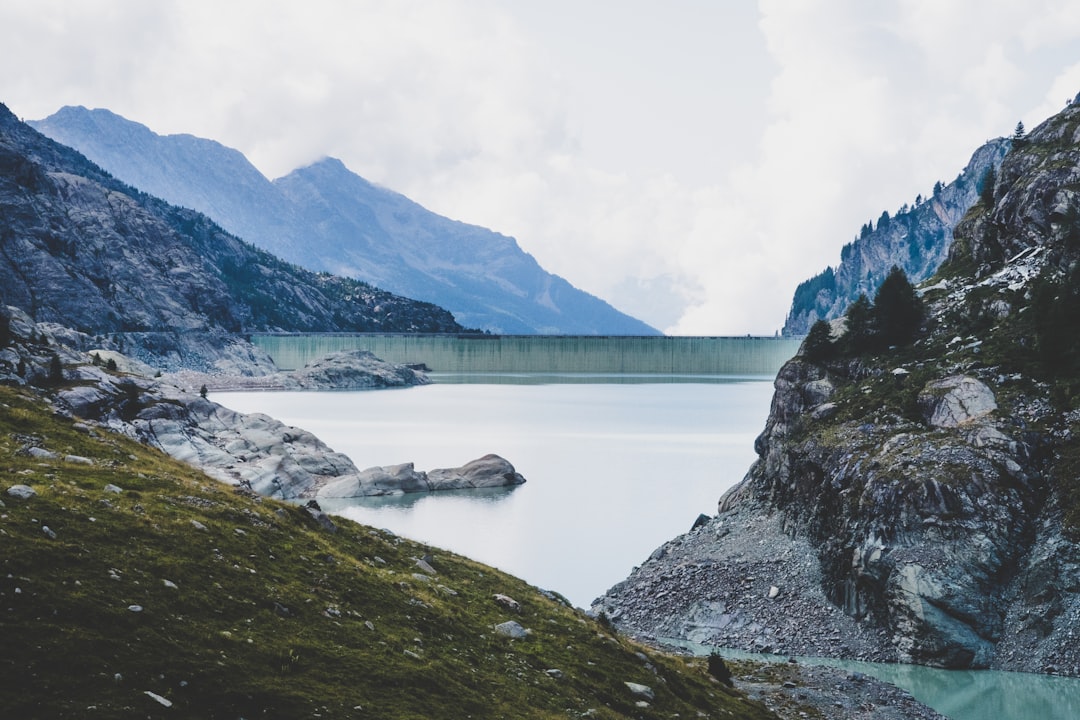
(0, 384, 776, 719)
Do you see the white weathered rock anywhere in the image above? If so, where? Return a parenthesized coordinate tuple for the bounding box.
(317, 454, 526, 498)
(6, 484, 36, 499)
(26, 447, 58, 460)
(918, 376, 997, 428)
(624, 682, 655, 701)
(494, 593, 521, 613)
(494, 620, 530, 639)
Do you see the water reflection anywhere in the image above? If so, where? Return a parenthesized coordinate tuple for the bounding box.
(317, 484, 520, 512)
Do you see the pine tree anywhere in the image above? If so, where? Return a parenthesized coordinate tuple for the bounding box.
(979, 166, 996, 207)
(801, 319, 835, 362)
(842, 294, 874, 355)
(872, 266, 924, 347)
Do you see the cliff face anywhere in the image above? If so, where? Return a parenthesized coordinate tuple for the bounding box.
(31, 106, 659, 335)
(782, 139, 1010, 336)
(596, 99, 1080, 677)
(0, 103, 465, 372)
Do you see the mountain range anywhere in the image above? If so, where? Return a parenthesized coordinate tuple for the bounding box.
(30, 106, 658, 336)
(0, 102, 465, 372)
(782, 138, 1010, 335)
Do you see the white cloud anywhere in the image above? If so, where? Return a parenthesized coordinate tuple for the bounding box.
(1, 1, 1079, 334)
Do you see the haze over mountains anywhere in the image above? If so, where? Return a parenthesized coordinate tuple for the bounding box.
(31, 106, 659, 336)
(0, 102, 465, 371)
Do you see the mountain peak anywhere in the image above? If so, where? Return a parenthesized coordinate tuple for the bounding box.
(33, 107, 658, 334)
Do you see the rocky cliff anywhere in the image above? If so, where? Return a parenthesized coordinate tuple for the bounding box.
(0, 102, 466, 374)
(782, 139, 1010, 336)
(31, 106, 659, 335)
(596, 97, 1080, 677)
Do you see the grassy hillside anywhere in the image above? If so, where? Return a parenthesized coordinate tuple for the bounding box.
(0, 383, 776, 719)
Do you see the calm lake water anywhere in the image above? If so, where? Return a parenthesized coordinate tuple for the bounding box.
(216, 373, 1080, 720)
(216, 374, 773, 608)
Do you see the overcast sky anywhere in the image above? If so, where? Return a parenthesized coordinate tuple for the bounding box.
(3, 1, 1080, 334)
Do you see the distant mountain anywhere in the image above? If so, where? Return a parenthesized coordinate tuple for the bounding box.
(31, 106, 659, 335)
(782, 138, 1011, 335)
(0, 102, 466, 370)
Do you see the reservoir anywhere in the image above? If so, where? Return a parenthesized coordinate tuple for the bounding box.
(216, 376, 1080, 720)
(216, 376, 775, 608)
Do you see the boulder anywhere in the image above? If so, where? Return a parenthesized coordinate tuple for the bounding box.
(6, 484, 36, 499)
(494, 620, 529, 639)
(425, 454, 526, 491)
(918, 376, 997, 428)
(318, 454, 526, 498)
(286, 350, 428, 390)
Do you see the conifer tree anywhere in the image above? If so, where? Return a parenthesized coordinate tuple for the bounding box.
(801, 319, 835, 362)
(872, 266, 923, 348)
(842, 294, 874, 355)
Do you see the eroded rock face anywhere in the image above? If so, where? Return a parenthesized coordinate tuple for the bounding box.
(599, 99, 1080, 677)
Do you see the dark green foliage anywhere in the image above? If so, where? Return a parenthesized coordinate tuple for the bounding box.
(91, 352, 102, 366)
(105, 357, 118, 372)
(199, 384, 208, 399)
(872, 266, 923, 347)
(0, 308, 9, 348)
(789, 268, 836, 321)
(707, 652, 733, 686)
(834, 269, 924, 357)
(979, 166, 996, 207)
(933, 180, 943, 196)
(1031, 264, 1080, 384)
(801, 319, 835, 362)
(878, 211, 891, 231)
(1013, 121, 1026, 140)
(841, 294, 874, 355)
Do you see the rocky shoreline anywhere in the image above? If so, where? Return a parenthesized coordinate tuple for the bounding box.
(0, 312, 524, 500)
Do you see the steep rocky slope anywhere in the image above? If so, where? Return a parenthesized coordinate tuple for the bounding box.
(0, 381, 780, 720)
(596, 98, 1080, 677)
(31, 106, 659, 335)
(782, 138, 1010, 336)
(0, 102, 466, 373)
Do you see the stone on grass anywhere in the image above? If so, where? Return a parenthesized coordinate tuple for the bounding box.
(42, 525, 57, 539)
(494, 593, 521, 612)
(624, 682, 655, 700)
(104, 484, 123, 494)
(494, 620, 530, 639)
(144, 690, 172, 707)
(6, 485, 36, 500)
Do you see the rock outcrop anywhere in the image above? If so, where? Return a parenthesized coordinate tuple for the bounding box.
(783, 138, 1010, 336)
(1, 309, 516, 500)
(597, 96, 1080, 678)
(318, 454, 526, 498)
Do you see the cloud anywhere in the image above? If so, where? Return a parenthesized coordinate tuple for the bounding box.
(1, 1, 1078, 335)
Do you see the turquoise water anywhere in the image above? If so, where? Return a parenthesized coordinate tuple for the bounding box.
(682, 644, 1080, 720)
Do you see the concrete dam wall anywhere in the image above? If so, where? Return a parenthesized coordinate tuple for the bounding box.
(251, 334, 802, 376)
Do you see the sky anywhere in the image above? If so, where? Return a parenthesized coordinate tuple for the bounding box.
(2, 0, 1080, 335)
